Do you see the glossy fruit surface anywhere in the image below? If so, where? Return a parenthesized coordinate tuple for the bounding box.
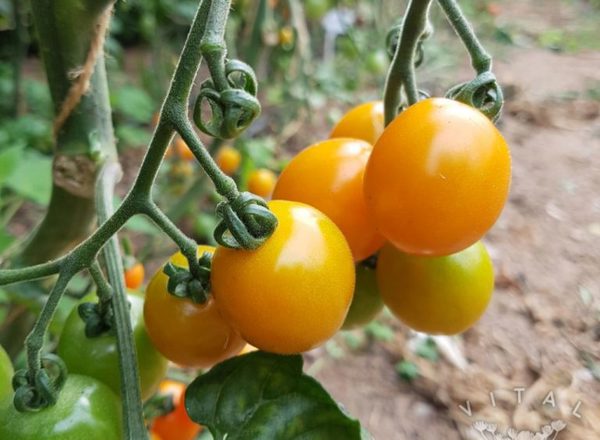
(364, 98, 511, 256)
(58, 293, 168, 401)
(124, 262, 145, 290)
(0, 374, 122, 440)
(248, 168, 277, 199)
(211, 200, 355, 354)
(151, 380, 201, 440)
(376, 241, 494, 335)
(330, 101, 384, 145)
(144, 246, 245, 368)
(215, 145, 241, 176)
(273, 138, 384, 261)
(342, 264, 384, 330)
(0, 344, 13, 401)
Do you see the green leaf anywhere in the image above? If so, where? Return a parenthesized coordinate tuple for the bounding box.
(0, 229, 14, 254)
(185, 351, 363, 440)
(111, 85, 154, 123)
(116, 124, 152, 149)
(395, 360, 420, 382)
(415, 337, 439, 362)
(364, 320, 395, 342)
(4, 150, 52, 204)
(124, 215, 161, 235)
(0, 146, 23, 184)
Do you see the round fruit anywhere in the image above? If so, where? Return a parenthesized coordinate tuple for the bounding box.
(0, 344, 13, 401)
(215, 145, 241, 176)
(304, 0, 330, 20)
(342, 264, 384, 330)
(364, 98, 511, 256)
(0, 374, 122, 440)
(330, 101, 384, 145)
(144, 246, 245, 368)
(174, 137, 195, 161)
(273, 138, 384, 261)
(211, 200, 355, 354)
(376, 241, 494, 335)
(151, 380, 201, 440)
(365, 50, 389, 75)
(57, 292, 168, 401)
(124, 262, 145, 290)
(248, 168, 277, 199)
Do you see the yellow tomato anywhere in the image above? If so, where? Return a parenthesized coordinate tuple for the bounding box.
(215, 145, 242, 176)
(247, 168, 277, 199)
(330, 101, 384, 145)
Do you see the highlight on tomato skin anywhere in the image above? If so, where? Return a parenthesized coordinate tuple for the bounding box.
(376, 240, 495, 335)
(364, 97, 511, 257)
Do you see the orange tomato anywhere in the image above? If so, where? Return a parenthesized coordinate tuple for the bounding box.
(174, 137, 195, 161)
(215, 145, 241, 175)
(273, 138, 384, 261)
(124, 262, 145, 290)
(248, 168, 277, 199)
(330, 101, 384, 145)
(144, 246, 245, 368)
(364, 98, 511, 256)
(151, 380, 201, 440)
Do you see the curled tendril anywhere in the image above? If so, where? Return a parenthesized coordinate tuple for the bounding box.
(12, 354, 68, 412)
(163, 253, 212, 304)
(445, 71, 504, 122)
(386, 21, 433, 68)
(193, 59, 261, 140)
(213, 192, 278, 250)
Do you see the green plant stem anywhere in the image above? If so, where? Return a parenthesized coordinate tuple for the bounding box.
(0, 259, 63, 286)
(88, 261, 112, 304)
(245, 0, 268, 68)
(201, 0, 232, 91)
(383, 0, 432, 125)
(437, 0, 491, 73)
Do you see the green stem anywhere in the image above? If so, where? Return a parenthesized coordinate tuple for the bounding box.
(245, 0, 268, 68)
(88, 261, 112, 305)
(0, 259, 63, 286)
(201, 0, 232, 91)
(437, 0, 491, 73)
(383, 0, 432, 125)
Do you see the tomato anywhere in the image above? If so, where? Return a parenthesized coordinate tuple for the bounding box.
(365, 50, 389, 75)
(124, 262, 145, 290)
(248, 168, 277, 199)
(364, 98, 511, 256)
(0, 374, 122, 440)
(215, 145, 241, 176)
(152, 112, 160, 127)
(342, 264, 384, 330)
(151, 380, 201, 440)
(304, 0, 330, 20)
(376, 241, 494, 335)
(278, 26, 295, 48)
(144, 245, 245, 368)
(211, 200, 355, 354)
(57, 292, 168, 401)
(150, 433, 162, 440)
(174, 137, 195, 161)
(0, 344, 13, 401)
(273, 138, 384, 261)
(330, 101, 384, 146)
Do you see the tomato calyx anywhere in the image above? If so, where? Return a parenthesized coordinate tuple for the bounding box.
(77, 300, 115, 338)
(360, 254, 378, 270)
(12, 354, 68, 412)
(163, 252, 212, 304)
(144, 391, 176, 421)
(213, 192, 278, 250)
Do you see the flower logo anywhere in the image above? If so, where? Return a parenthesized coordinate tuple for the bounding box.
(472, 420, 566, 440)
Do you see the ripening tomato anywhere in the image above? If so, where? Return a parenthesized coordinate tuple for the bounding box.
(174, 137, 195, 161)
(215, 145, 241, 176)
(124, 262, 145, 290)
(330, 101, 384, 146)
(57, 292, 168, 401)
(364, 98, 511, 256)
(273, 138, 384, 261)
(0, 344, 13, 401)
(151, 380, 201, 440)
(248, 168, 277, 199)
(0, 375, 122, 440)
(342, 263, 384, 330)
(144, 246, 245, 368)
(211, 200, 355, 354)
(377, 241, 494, 335)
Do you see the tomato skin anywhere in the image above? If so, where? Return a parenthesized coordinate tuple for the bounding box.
(330, 101, 384, 146)
(0, 344, 13, 401)
(215, 145, 241, 176)
(376, 241, 494, 335)
(342, 264, 384, 330)
(304, 0, 330, 20)
(144, 246, 245, 368)
(211, 200, 355, 354)
(0, 374, 122, 440)
(175, 137, 195, 161)
(57, 293, 168, 401)
(364, 98, 511, 256)
(151, 380, 201, 440)
(273, 138, 385, 261)
(248, 168, 277, 199)
(124, 262, 145, 290)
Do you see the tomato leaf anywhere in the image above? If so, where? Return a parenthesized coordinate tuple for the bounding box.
(185, 351, 364, 440)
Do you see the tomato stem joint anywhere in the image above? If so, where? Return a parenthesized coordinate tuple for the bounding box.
(163, 252, 212, 304)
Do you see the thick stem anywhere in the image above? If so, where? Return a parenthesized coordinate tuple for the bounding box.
(201, 0, 232, 91)
(437, 0, 491, 73)
(244, 0, 268, 68)
(383, 0, 432, 125)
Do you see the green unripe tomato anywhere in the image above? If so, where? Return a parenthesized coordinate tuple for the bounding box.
(342, 264, 384, 330)
(0, 344, 14, 401)
(305, 0, 330, 21)
(0, 374, 122, 440)
(57, 292, 168, 400)
(365, 50, 389, 75)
